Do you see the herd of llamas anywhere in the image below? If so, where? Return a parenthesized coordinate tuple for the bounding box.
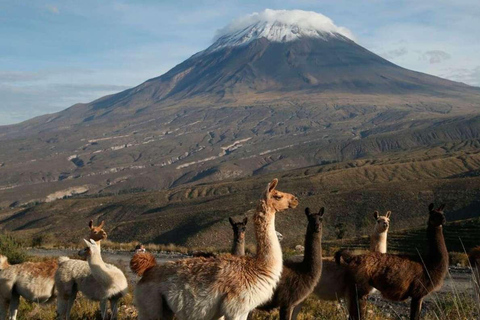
(0, 178, 479, 320)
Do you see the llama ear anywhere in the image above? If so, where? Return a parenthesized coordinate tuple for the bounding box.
(264, 178, 278, 200)
(83, 239, 91, 247)
(319, 207, 325, 217)
(305, 207, 311, 216)
(98, 220, 105, 229)
(89, 220, 93, 229)
(385, 211, 391, 218)
(242, 217, 248, 225)
(373, 211, 379, 219)
(428, 203, 434, 212)
(438, 204, 446, 211)
(229, 217, 235, 227)
(89, 239, 97, 246)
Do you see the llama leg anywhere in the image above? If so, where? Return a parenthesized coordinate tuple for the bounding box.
(109, 298, 120, 320)
(100, 300, 108, 320)
(0, 299, 8, 320)
(347, 286, 367, 320)
(410, 297, 423, 320)
(279, 306, 294, 320)
(56, 296, 68, 320)
(291, 301, 304, 320)
(65, 289, 77, 320)
(8, 291, 19, 320)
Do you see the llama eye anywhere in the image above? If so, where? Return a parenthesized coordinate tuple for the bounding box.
(273, 195, 283, 200)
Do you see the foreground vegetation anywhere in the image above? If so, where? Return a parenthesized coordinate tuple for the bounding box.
(1, 234, 478, 320)
(10, 289, 479, 320)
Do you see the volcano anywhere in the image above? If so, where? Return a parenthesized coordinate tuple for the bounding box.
(1, 9, 480, 207)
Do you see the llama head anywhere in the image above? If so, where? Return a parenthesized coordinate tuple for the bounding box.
(0, 255, 9, 270)
(305, 207, 325, 233)
(89, 220, 107, 242)
(135, 244, 146, 253)
(428, 203, 446, 227)
(78, 239, 100, 258)
(373, 211, 391, 234)
(262, 178, 298, 213)
(229, 216, 248, 241)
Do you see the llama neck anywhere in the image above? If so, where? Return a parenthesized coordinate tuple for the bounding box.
(254, 201, 282, 268)
(425, 225, 449, 275)
(87, 251, 113, 287)
(370, 232, 387, 253)
(232, 235, 245, 256)
(302, 224, 323, 273)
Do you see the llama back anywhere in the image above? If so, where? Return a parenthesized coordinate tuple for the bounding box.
(0, 260, 58, 303)
(56, 258, 128, 301)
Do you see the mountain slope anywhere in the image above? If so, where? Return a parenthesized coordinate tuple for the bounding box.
(0, 9, 480, 207)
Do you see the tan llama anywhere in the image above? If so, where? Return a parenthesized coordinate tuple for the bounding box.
(0, 220, 107, 320)
(310, 210, 391, 310)
(337, 203, 448, 320)
(55, 239, 128, 320)
(130, 178, 299, 320)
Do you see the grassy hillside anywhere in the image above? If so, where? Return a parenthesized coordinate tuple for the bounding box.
(324, 217, 480, 256)
(1, 150, 480, 251)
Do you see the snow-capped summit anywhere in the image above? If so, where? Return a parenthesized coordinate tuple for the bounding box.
(208, 9, 354, 52)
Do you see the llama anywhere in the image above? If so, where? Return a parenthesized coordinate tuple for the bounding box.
(256, 207, 325, 320)
(469, 246, 480, 302)
(89, 220, 107, 248)
(130, 178, 298, 320)
(0, 220, 107, 320)
(229, 216, 248, 256)
(55, 239, 128, 320)
(310, 210, 391, 312)
(336, 203, 448, 320)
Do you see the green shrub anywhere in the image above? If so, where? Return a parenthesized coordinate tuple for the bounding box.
(0, 234, 28, 264)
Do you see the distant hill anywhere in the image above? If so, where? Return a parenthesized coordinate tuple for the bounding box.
(1, 150, 480, 249)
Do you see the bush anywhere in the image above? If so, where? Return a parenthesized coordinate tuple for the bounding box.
(0, 234, 28, 264)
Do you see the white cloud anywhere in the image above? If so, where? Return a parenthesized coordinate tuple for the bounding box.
(214, 9, 355, 42)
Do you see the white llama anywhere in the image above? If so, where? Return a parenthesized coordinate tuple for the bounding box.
(0, 220, 107, 320)
(55, 239, 128, 320)
(130, 178, 299, 320)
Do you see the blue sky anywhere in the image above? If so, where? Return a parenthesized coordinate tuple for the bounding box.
(1, 0, 479, 125)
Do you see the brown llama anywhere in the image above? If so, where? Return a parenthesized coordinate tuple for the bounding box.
(130, 178, 298, 320)
(469, 246, 480, 302)
(336, 203, 448, 320)
(0, 220, 107, 320)
(256, 207, 325, 320)
(309, 210, 391, 315)
(229, 216, 248, 256)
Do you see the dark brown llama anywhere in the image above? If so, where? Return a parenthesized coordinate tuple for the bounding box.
(229, 216, 248, 256)
(192, 216, 248, 259)
(256, 207, 325, 320)
(336, 203, 449, 320)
